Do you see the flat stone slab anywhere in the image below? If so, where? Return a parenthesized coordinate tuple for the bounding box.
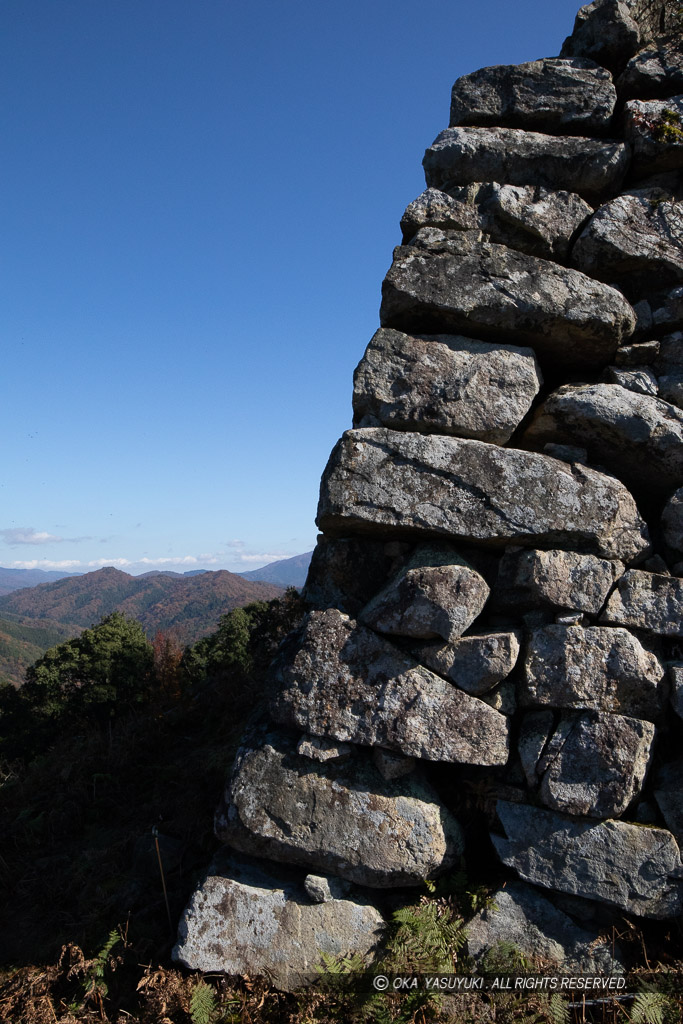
(571, 190, 683, 294)
(601, 569, 683, 637)
(492, 800, 683, 919)
(359, 552, 489, 642)
(493, 547, 623, 615)
(423, 127, 630, 199)
(173, 853, 384, 991)
(415, 631, 520, 696)
(380, 231, 635, 370)
(449, 58, 616, 133)
(317, 428, 651, 563)
(467, 881, 623, 973)
(270, 609, 510, 765)
(352, 327, 542, 445)
(523, 624, 663, 719)
(537, 711, 655, 818)
(216, 723, 464, 887)
(401, 184, 593, 262)
(524, 383, 683, 491)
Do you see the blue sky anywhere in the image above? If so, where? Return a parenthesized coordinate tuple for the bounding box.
(0, 0, 582, 575)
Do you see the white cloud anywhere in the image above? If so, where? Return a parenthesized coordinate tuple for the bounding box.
(1, 527, 63, 546)
(10, 559, 82, 570)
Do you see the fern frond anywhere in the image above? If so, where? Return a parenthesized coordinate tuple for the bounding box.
(548, 993, 570, 1024)
(190, 979, 217, 1024)
(630, 991, 671, 1024)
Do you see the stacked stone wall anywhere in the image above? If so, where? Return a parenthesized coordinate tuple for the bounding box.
(174, 0, 683, 988)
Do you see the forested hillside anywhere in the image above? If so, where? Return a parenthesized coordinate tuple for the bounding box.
(0, 567, 284, 658)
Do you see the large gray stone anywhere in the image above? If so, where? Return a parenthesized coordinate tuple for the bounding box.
(618, 38, 683, 99)
(537, 711, 655, 818)
(173, 854, 384, 991)
(523, 383, 683, 490)
(492, 800, 683, 918)
(317, 428, 651, 563)
(380, 232, 635, 370)
(571, 190, 683, 293)
(359, 551, 490, 642)
(415, 631, 520, 696)
(352, 328, 542, 444)
(493, 547, 623, 615)
(450, 59, 617, 133)
(401, 184, 593, 262)
(623, 95, 683, 174)
(662, 486, 683, 552)
(423, 127, 630, 200)
(467, 881, 623, 973)
(523, 624, 663, 719)
(560, 0, 641, 72)
(601, 568, 683, 636)
(215, 723, 464, 887)
(269, 609, 510, 765)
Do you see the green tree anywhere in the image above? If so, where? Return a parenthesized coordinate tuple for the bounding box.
(22, 612, 154, 723)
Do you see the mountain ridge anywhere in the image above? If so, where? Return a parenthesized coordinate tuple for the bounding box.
(0, 566, 285, 652)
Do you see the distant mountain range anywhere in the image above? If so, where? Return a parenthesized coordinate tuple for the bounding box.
(0, 551, 313, 596)
(236, 551, 312, 588)
(0, 567, 83, 597)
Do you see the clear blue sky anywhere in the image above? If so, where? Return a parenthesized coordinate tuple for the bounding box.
(0, 0, 582, 575)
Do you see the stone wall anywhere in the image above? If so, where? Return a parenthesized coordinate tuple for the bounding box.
(174, 0, 683, 989)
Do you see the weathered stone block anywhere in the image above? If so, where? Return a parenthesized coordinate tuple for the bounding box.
(423, 127, 630, 199)
(359, 552, 490, 642)
(352, 328, 542, 444)
(601, 568, 683, 636)
(173, 854, 384, 990)
(523, 624, 663, 718)
(524, 383, 683, 490)
(415, 631, 520, 695)
(380, 232, 635, 370)
(215, 723, 464, 887)
(401, 184, 593, 262)
(492, 800, 683, 918)
(571, 190, 683, 294)
(537, 711, 655, 817)
(493, 548, 623, 615)
(449, 59, 617, 133)
(270, 609, 510, 765)
(560, 0, 641, 72)
(317, 429, 651, 563)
